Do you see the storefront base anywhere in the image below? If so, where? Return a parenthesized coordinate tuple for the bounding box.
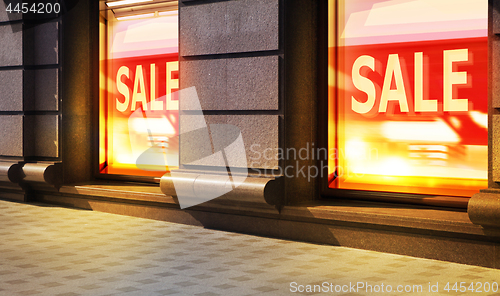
(2, 182, 496, 269)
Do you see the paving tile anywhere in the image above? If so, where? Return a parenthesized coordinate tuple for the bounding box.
(0, 199, 500, 295)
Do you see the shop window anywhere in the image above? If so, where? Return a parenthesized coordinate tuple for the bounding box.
(99, 0, 179, 178)
(328, 0, 488, 197)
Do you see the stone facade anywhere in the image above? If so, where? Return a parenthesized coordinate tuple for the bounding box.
(0, 0, 499, 268)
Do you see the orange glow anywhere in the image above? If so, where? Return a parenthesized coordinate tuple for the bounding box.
(100, 4, 178, 177)
(329, 0, 488, 197)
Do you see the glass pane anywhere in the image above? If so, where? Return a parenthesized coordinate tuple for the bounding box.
(329, 0, 488, 196)
(99, 2, 179, 177)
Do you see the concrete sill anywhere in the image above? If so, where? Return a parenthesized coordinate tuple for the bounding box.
(58, 182, 176, 205)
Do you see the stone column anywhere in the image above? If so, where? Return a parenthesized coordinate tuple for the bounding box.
(468, 1, 500, 227)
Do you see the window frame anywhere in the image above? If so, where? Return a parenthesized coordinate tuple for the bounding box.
(318, 0, 487, 208)
(94, 0, 180, 184)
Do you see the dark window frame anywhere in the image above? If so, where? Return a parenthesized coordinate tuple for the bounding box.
(93, 0, 180, 184)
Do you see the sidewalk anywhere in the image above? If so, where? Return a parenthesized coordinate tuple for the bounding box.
(0, 199, 499, 296)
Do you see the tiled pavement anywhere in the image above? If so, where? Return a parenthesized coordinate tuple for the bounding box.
(1, 200, 500, 296)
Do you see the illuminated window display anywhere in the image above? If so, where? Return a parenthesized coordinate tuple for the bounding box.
(99, 1, 179, 177)
(329, 0, 488, 196)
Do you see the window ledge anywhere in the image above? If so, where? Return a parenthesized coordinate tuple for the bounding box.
(59, 182, 177, 205)
(281, 200, 498, 239)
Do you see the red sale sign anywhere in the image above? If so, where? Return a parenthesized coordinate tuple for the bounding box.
(112, 54, 179, 114)
(342, 37, 487, 145)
